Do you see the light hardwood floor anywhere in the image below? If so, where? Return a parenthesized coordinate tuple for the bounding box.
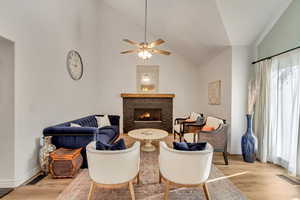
(3, 135, 300, 200)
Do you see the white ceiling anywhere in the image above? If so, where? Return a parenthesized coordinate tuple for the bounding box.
(102, 0, 292, 65)
(216, 0, 292, 46)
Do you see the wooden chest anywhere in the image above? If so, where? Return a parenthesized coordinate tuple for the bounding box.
(49, 148, 83, 178)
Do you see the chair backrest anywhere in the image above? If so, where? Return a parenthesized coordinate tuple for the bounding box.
(159, 142, 213, 185)
(206, 116, 224, 129)
(86, 141, 140, 184)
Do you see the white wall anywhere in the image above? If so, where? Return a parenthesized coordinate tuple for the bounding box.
(231, 46, 253, 154)
(198, 47, 232, 121)
(258, 0, 300, 59)
(0, 0, 201, 187)
(0, 0, 101, 187)
(0, 37, 14, 187)
(95, 2, 201, 131)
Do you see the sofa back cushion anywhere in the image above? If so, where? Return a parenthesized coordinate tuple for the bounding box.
(71, 116, 98, 127)
(206, 117, 224, 129)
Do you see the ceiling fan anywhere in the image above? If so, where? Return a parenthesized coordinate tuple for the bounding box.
(121, 0, 171, 59)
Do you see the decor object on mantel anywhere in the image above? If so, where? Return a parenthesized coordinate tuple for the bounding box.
(241, 80, 258, 163)
(121, 93, 175, 98)
(208, 80, 221, 105)
(120, 0, 171, 59)
(136, 65, 159, 92)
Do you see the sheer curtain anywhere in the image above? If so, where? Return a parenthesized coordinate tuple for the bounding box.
(254, 49, 300, 176)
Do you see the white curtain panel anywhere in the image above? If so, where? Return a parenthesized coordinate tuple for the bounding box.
(253, 60, 272, 163)
(254, 49, 300, 176)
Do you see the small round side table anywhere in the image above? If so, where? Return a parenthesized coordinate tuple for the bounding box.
(128, 128, 168, 152)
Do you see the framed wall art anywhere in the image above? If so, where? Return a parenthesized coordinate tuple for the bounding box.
(136, 65, 159, 93)
(208, 80, 221, 105)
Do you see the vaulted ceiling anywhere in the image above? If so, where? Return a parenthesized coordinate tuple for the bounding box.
(102, 0, 292, 65)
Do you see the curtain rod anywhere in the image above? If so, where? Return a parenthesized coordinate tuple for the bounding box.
(252, 46, 300, 65)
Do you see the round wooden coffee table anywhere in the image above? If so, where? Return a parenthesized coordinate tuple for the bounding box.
(128, 128, 168, 152)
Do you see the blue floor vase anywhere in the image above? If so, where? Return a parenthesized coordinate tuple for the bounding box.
(241, 114, 257, 163)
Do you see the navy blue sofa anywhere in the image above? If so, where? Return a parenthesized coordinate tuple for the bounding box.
(43, 115, 120, 168)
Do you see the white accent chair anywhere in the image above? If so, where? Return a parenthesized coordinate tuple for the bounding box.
(159, 141, 213, 200)
(86, 141, 140, 200)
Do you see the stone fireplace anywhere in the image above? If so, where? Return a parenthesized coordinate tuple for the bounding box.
(121, 93, 175, 133)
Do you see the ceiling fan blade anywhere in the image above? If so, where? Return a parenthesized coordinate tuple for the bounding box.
(151, 49, 171, 55)
(122, 39, 141, 47)
(149, 39, 165, 48)
(120, 49, 138, 54)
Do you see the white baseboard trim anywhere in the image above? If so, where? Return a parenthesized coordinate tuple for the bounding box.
(0, 166, 41, 188)
(0, 178, 16, 188)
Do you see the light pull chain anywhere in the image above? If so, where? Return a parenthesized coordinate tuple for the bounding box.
(144, 0, 148, 44)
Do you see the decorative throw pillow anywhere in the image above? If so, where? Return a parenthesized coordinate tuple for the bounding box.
(201, 125, 215, 132)
(96, 139, 126, 151)
(173, 142, 190, 151)
(173, 142, 207, 151)
(95, 115, 111, 128)
(196, 115, 205, 123)
(70, 123, 81, 127)
(188, 142, 207, 151)
(190, 112, 201, 121)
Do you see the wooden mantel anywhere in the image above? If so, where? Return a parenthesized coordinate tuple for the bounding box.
(121, 93, 175, 98)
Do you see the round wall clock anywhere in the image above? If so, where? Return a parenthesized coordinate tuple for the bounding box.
(66, 50, 83, 80)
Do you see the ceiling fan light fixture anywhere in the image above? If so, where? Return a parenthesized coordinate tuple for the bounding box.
(121, 0, 171, 58)
(138, 50, 152, 59)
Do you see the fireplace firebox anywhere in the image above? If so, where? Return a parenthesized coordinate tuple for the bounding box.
(121, 93, 174, 133)
(134, 108, 162, 122)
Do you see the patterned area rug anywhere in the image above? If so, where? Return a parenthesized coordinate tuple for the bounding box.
(57, 150, 247, 200)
